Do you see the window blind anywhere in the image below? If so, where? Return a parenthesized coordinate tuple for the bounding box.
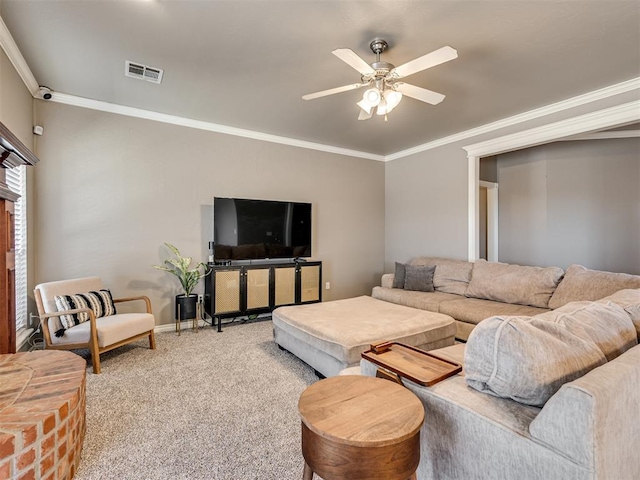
(6, 165, 27, 332)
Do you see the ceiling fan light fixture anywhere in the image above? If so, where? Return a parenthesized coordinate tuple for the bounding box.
(357, 109, 373, 121)
(362, 87, 381, 107)
(356, 99, 373, 114)
(383, 89, 403, 112)
(376, 97, 388, 115)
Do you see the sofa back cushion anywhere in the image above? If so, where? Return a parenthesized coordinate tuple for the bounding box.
(465, 260, 564, 308)
(535, 301, 637, 361)
(548, 264, 640, 309)
(410, 257, 473, 296)
(597, 289, 640, 339)
(464, 315, 606, 406)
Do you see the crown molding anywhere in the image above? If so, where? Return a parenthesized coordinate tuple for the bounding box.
(49, 93, 385, 161)
(386, 77, 640, 161)
(1, 12, 637, 162)
(0, 16, 38, 94)
(560, 130, 640, 141)
(463, 100, 640, 158)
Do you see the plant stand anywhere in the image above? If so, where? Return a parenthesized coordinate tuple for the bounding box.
(176, 301, 201, 335)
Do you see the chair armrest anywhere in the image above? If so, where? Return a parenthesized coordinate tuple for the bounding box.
(113, 295, 152, 314)
(40, 307, 98, 345)
(41, 307, 95, 320)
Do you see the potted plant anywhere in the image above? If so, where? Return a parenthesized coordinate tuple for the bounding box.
(154, 243, 210, 321)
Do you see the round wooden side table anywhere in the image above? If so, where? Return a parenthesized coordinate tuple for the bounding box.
(298, 375, 424, 480)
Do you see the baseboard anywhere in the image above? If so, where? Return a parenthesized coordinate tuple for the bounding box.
(154, 319, 210, 333)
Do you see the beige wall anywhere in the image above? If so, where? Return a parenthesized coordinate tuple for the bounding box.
(33, 102, 385, 325)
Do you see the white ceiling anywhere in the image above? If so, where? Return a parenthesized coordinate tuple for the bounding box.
(1, 0, 639, 156)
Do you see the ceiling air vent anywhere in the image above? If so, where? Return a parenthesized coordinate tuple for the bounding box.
(125, 61, 164, 84)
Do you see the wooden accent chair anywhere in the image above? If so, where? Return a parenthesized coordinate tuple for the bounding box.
(34, 276, 156, 373)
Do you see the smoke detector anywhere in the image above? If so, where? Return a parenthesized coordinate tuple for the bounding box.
(125, 61, 164, 84)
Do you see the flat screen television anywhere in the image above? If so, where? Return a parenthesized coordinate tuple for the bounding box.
(213, 197, 311, 261)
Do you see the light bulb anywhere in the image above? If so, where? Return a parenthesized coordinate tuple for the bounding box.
(362, 88, 381, 107)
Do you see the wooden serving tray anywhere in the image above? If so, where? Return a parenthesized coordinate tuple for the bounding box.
(362, 341, 462, 387)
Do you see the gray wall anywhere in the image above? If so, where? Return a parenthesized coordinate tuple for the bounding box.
(496, 138, 640, 273)
(383, 89, 640, 273)
(0, 46, 37, 321)
(0, 47, 33, 182)
(384, 143, 469, 269)
(33, 102, 385, 325)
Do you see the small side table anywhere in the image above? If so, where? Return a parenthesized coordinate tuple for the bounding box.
(176, 302, 201, 335)
(298, 375, 424, 480)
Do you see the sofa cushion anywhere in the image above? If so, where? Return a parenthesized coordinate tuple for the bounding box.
(597, 289, 640, 338)
(548, 264, 640, 309)
(50, 312, 155, 347)
(466, 260, 564, 308)
(371, 287, 461, 313)
(535, 301, 637, 361)
(464, 315, 607, 406)
(404, 265, 435, 292)
(438, 297, 548, 326)
(410, 257, 473, 296)
(392, 262, 407, 289)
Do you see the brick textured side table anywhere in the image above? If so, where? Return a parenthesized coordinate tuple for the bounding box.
(298, 375, 424, 480)
(0, 351, 86, 480)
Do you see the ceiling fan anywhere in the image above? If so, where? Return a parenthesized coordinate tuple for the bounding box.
(302, 39, 457, 121)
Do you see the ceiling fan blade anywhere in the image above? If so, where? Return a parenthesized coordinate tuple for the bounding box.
(302, 83, 367, 100)
(391, 46, 458, 78)
(332, 49, 376, 76)
(395, 83, 446, 105)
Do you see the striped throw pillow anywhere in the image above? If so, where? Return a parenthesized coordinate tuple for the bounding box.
(53, 289, 117, 337)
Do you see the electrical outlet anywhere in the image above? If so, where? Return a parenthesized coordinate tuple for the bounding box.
(325, 282, 331, 290)
(198, 294, 203, 303)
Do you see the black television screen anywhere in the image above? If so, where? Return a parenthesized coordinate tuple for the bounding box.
(213, 197, 311, 261)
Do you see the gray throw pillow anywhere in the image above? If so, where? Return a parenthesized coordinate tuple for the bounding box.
(404, 265, 436, 292)
(392, 262, 407, 289)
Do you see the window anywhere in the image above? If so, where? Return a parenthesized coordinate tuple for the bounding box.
(6, 165, 27, 333)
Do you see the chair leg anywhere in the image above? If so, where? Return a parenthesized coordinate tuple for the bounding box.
(89, 330, 101, 374)
(91, 352, 101, 374)
(149, 330, 157, 349)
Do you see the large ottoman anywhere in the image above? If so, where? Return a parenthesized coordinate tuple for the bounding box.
(273, 295, 456, 377)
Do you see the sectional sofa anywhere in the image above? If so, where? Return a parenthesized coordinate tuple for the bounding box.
(361, 287, 640, 480)
(373, 257, 640, 340)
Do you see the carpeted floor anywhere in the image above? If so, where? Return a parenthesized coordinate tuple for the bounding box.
(73, 320, 318, 480)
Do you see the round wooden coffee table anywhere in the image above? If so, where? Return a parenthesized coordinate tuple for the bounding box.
(298, 375, 424, 480)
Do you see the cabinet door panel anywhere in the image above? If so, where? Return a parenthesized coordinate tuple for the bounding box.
(214, 269, 241, 314)
(300, 264, 321, 303)
(246, 268, 270, 310)
(274, 267, 296, 306)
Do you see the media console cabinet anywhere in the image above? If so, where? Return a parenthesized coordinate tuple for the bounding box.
(204, 260, 322, 332)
